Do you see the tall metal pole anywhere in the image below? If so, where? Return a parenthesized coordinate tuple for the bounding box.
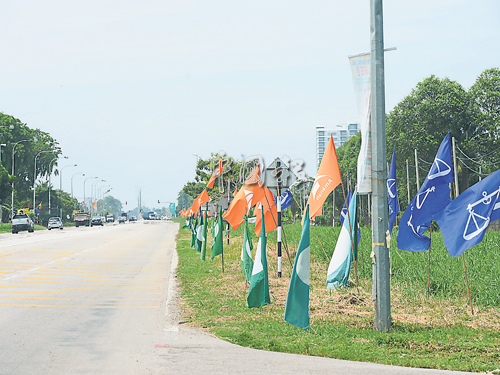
(0, 144, 5, 223)
(371, 0, 391, 332)
(406, 159, 410, 206)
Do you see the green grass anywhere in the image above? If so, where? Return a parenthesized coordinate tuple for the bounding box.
(175, 222, 500, 373)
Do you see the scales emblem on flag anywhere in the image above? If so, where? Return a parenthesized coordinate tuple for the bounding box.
(416, 186, 436, 209)
(428, 157, 452, 180)
(387, 178, 397, 199)
(463, 188, 500, 240)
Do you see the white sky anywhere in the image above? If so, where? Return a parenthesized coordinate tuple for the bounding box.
(0, 0, 498, 210)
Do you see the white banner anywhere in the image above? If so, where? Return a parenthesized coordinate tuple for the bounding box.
(349, 53, 372, 194)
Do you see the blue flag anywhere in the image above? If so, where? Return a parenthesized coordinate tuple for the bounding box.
(436, 168, 500, 257)
(339, 187, 352, 225)
(387, 150, 399, 235)
(397, 133, 454, 251)
(274, 189, 293, 210)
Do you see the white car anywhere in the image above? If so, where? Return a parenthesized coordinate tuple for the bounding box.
(48, 217, 63, 230)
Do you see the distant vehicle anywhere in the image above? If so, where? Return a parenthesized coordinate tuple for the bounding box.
(118, 213, 127, 224)
(11, 212, 35, 234)
(142, 212, 155, 220)
(91, 215, 104, 227)
(74, 212, 90, 227)
(128, 216, 137, 222)
(48, 217, 63, 230)
(106, 214, 114, 223)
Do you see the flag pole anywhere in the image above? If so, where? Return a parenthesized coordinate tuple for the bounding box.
(406, 159, 411, 207)
(227, 179, 230, 245)
(216, 203, 224, 273)
(452, 137, 473, 315)
(427, 228, 431, 296)
(263, 193, 293, 268)
(274, 159, 283, 277)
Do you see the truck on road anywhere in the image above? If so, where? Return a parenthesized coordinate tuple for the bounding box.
(74, 212, 90, 227)
(11, 211, 35, 234)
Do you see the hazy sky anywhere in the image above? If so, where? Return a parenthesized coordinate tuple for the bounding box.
(0, 0, 498, 210)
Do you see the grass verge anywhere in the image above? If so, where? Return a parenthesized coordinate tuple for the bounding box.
(175, 222, 500, 373)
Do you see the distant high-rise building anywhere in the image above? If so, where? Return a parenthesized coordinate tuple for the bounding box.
(316, 123, 360, 168)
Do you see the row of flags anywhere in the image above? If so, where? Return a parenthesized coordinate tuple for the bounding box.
(393, 132, 500, 257)
(182, 132, 499, 330)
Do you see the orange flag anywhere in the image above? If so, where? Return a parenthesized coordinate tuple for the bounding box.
(309, 135, 342, 218)
(191, 189, 211, 216)
(207, 159, 224, 189)
(223, 183, 266, 230)
(255, 186, 278, 236)
(245, 164, 263, 185)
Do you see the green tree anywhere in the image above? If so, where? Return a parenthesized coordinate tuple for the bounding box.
(386, 75, 476, 206)
(180, 152, 246, 205)
(0, 113, 62, 209)
(467, 68, 500, 182)
(97, 195, 123, 217)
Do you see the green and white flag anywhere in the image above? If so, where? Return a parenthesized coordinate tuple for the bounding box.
(284, 204, 310, 329)
(190, 216, 197, 248)
(327, 187, 358, 289)
(195, 213, 204, 253)
(211, 207, 224, 259)
(201, 211, 208, 261)
(240, 216, 253, 283)
(247, 209, 270, 308)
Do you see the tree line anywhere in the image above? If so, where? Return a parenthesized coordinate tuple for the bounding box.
(177, 68, 500, 226)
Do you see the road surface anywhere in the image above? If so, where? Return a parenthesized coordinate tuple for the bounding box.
(0, 221, 473, 374)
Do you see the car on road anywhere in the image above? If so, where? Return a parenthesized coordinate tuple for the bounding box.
(74, 212, 90, 227)
(48, 217, 63, 230)
(91, 215, 104, 227)
(11, 212, 35, 234)
(106, 214, 114, 223)
(128, 216, 137, 222)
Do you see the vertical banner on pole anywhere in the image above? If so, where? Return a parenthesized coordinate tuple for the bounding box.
(349, 53, 372, 195)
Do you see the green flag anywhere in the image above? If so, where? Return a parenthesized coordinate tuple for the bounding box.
(284, 204, 310, 329)
(240, 217, 253, 283)
(211, 207, 224, 260)
(195, 213, 204, 253)
(190, 215, 197, 248)
(247, 209, 270, 308)
(201, 211, 208, 260)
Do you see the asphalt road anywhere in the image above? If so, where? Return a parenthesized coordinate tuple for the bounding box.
(0, 221, 474, 374)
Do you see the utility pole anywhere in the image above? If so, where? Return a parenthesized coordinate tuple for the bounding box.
(414, 149, 420, 190)
(406, 159, 410, 206)
(371, 0, 391, 332)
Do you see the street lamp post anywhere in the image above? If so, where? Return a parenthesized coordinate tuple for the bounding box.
(59, 164, 77, 217)
(90, 180, 105, 214)
(33, 150, 54, 215)
(11, 138, 36, 215)
(48, 157, 58, 214)
(97, 185, 110, 214)
(0, 143, 6, 223)
(71, 172, 85, 199)
(83, 177, 97, 211)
